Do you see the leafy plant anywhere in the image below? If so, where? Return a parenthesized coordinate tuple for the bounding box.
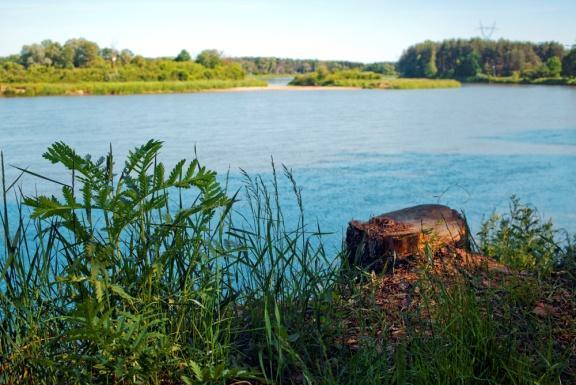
(478, 195, 563, 272)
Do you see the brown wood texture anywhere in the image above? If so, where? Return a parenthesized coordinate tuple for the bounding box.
(346, 204, 468, 271)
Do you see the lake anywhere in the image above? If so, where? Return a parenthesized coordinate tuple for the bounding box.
(1, 84, 575, 249)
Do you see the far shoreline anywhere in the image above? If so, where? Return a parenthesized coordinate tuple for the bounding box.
(2, 80, 575, 99)
(204, 85, 361, 93)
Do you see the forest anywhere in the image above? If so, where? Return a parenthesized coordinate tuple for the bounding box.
(397, 38, 576, 80)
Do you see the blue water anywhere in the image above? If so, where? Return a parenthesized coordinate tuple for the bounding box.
(1, 84, 575, 250)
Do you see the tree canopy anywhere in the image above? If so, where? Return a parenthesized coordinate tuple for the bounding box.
(195, 49, 223, 68)
(0, 38, 246, 84)
(397, 38, 575, 79)
(174, 49, 191, 62)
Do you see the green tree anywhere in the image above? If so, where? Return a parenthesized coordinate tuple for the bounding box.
(562, 48, 576, 77)
(119, 49, 134, 65)
(20, 43, 47, 68)
(196, 49, 222, 68)
(546, 56, 562, 77)
(131, 55, 146, 67)
(174, 49, 191, 62)
(64, 38, 100, 68)
(100, 48, 119, 66)
(363, 62, 396, 76)
(42, 40, 63, 67)
(60, 44, 75, 68)
(316, 64, 329, 80)
(424, 47, 438, 77)
(397, 41, 438, 78)
(455, 52, 481, 78)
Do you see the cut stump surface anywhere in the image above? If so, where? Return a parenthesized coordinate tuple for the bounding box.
(346, 204, 468, 271)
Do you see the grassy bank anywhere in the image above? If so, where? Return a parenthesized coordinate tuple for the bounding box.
(468, 75, 576, 86)
(334, 78, 461, 89)
(1, 141, 574, 384)
(0, 79, 268, 97)
(290, 70, 461, 89)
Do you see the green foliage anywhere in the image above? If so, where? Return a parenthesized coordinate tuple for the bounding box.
(0, 79, 266, 97)
(378, 78, 461, 89)
(546, 56, 562, 77)
(362, 62, 397, 76)
(424, 46, 438, 78)
(13, 140, 236, 382)
(0, 58, 248, 85)
(562, 48, 576, 77)
(290, 69, 460, 89)
(65, 38, 101, 68)
(455, 52, 481, 78)
(290, 69, 382, 86)
(398, 38, 571, 81)
(1, 143, 574, 384)
(195, 49, 223, 69)
(394, 269, 569, 385)
(236, 56, 365, 75)
(0, 38, 251, 91)
(0, 141, 336, 383)
(478, 196, 564, 273)
(175, 49, 192, 62)
(397, 40, 438, 78)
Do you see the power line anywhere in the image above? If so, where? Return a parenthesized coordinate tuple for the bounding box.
(478, 22, 497, 40)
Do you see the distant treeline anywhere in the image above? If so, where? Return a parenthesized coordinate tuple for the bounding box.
(397, 38, 576, 79)
(0, 38, 398, 84)
(3, 37, 576, 85)
(231, 57, 397, 76)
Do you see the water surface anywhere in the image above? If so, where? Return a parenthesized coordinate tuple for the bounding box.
(1, 84, 575, 248)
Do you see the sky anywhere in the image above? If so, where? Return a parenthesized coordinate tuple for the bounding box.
(0, 0, 575, 62)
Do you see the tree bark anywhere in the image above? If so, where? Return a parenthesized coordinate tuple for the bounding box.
(346, 204, 469, 271)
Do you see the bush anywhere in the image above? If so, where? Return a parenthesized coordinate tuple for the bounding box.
(478, 195, 566, 273)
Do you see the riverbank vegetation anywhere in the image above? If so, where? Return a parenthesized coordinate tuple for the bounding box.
(397, 38, 576, 85)
(290, 69, 461, 89)
(0, 39, 267, 96)
(0, 79, 267, 97)
(1, 141, 574, 384)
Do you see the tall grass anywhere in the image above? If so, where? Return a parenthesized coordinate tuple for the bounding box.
(289, 70, 461, 89)
(468, 75, 576, 86)
(0, 141, 574, 384)
(0, 79, 267, 97)
(327, 78, 461, 89)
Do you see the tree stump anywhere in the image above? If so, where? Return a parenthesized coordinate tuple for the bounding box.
(346, 204, 469, 271)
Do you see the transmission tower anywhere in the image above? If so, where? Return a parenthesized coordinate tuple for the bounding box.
(478, 22, 497, 40)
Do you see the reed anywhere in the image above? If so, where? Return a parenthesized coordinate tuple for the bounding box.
(0, 79, 267, 97)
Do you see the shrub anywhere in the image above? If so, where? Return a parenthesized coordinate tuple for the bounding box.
(478, 195, 564, 273)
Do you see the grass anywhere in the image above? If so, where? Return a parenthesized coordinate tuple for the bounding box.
(0, 140, 574, 384)
(468, 75, 576, 86)
(0, 79, 267, 97)
(289, 70, 461, 89)
(332, 78, 461, 89)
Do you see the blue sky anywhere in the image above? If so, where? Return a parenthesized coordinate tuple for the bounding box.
(0, 0, 574, 62)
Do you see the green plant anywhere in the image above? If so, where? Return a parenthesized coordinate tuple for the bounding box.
(1, 140, 248, 383)
(1, 143, 574, 384)
(478, 195, 564, 273)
